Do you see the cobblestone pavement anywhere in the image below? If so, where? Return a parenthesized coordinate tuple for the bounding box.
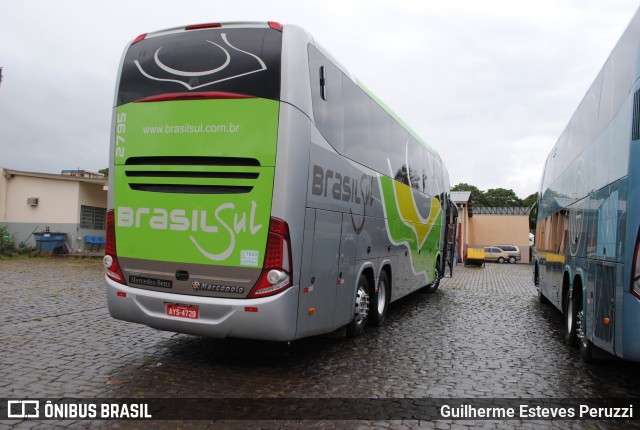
(2, 258, 640, 429)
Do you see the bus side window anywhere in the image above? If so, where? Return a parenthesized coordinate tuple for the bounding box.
(390, 120, 409, 186)
(308, 45, 343, 153)
(343, 75, 370, 166)
(320, 66, 327, 101)
(369, 102, 390, 175)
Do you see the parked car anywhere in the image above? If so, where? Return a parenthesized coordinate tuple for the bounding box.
(494, 244, 521, 263)
(484, 247, 511, 264)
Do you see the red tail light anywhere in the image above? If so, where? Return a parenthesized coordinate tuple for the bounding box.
(104, 209, 125, 284)
(131, 33, 147, 45)
(186, 23, 222, 30)
(249, 218, 292, 298)
(632, 228, 640, 299)
(135, 92, 254, 103)
(268, 22, 283, 32)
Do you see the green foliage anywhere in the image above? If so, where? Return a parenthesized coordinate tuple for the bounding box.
(0, 225, 35, 256)
(483, 188, 523, 207)
(0, 224, 15, 254)
(451, 183, 488, 206)
(451, 184, 536, 208)
(522, 192, 538, 208)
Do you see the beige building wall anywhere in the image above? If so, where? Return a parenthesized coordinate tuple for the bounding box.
(0, 170, 7, 222)
(79, 182, 108, 209)
(4, 175, 80, 223)
(1, 168, 107, 252)
(468, 214, 531, 262)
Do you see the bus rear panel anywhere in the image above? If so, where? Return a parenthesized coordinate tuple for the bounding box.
(105, 23, 299, 340)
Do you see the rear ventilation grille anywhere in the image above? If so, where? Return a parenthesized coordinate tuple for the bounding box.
(129, 184, 253, 194)
(125, 171, 259, 180)
(125, 156, 260, 166)
(124, 156, 261, 194)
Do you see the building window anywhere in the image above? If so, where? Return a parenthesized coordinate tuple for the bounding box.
(80, 205, 106, 230)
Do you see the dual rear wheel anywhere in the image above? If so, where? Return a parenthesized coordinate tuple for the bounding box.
(564, 286, 593, 363)
(346, 271, 389, 338)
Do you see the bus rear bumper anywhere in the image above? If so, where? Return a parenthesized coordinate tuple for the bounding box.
(106, 276, 299, 341)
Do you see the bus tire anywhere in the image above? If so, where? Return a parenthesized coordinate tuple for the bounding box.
(564, 289, 579, 347)
(347, 275, 370, 338)
(369, 271, 389, 327)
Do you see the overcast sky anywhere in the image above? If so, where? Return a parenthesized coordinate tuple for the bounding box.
(1, 1, 639, 199)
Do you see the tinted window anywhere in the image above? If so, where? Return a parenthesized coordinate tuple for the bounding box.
(390, 120, 409, 185)
(118, 28, 282, 105)
(309, 45, 344, 152)
(407, 138, 422, 191)
(343, 76, 370, 165)
(370, 102, 390, 174)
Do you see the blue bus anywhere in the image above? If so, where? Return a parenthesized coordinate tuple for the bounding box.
(534, 8, 640, 362)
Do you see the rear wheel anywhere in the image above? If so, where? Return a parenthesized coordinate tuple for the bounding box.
(369, 271, 389, 326)
(508, 256, 516, 264)
(564, 289, 579, 347)
(347, 275, 370, 338)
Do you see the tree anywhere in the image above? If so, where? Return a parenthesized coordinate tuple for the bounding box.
(451, 183, 536, 207)
(483, 188, 523, 207)
(451, 183, 487, 206)
(99, 168, 109, 178)
(522, 192, 538, 208)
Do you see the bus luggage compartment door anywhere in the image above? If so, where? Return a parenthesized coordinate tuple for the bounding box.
(297, 209, 340, 337)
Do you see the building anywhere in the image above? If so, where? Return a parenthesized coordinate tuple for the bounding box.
(450, 191, 532, 263)
(450, 191, 472, 262)
(0, 168, 107, 253)
(468, 207, 532, 263)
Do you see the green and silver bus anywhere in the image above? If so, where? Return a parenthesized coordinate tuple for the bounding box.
(105, 22, 454, 341)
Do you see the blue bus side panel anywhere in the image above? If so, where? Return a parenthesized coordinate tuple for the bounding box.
(621, 122, 640, 359)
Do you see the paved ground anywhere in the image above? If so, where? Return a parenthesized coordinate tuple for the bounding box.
(1, 258, 640, 429)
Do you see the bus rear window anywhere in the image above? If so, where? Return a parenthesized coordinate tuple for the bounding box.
(117, 27, 282, 105)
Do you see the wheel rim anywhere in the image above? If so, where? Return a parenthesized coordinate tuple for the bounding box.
(566, 299, 574, 333)
(377, 278, 387, 315)
(354, 284, 370, 326)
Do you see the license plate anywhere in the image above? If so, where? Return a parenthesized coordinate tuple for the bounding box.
(166, 303, 199, 319)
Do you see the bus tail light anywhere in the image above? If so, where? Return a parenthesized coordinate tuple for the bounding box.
(104, 209, 126, 284)
(186, 23, 222, 30)
(632, 228, 640, 299)
(135, 92, 254, 103)
(249, 218, 292, 298)
(131, 33, 147, 45)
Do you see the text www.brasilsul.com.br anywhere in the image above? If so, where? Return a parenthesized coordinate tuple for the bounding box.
(142, 123, 241, 134)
